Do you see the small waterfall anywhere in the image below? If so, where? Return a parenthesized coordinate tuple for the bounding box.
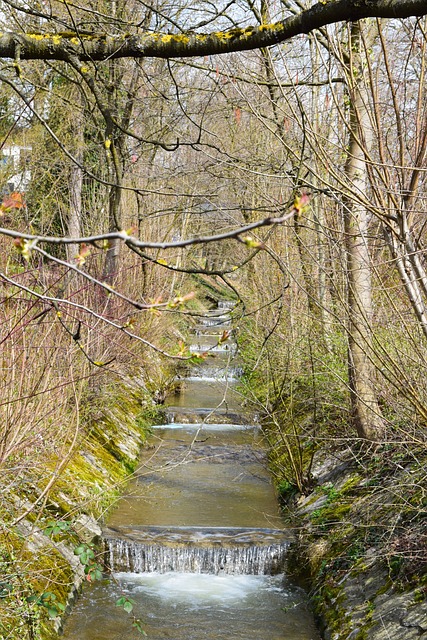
(195, 323, 231, 334)
(106, 537, 288, 576)
(185, 365, 242, 382)
(197, 315, 231, 328)
(154, 421, 259, 432)
(164, 408, 255, 424)
(189, 342, 237, 354)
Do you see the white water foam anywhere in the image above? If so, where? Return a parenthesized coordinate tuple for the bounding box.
(115, 571, 283, 605)
(150, 422, 258, 431)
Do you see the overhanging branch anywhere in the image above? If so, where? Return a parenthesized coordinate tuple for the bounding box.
(0, 1, 426, 62)
(0, 208, 295, 249)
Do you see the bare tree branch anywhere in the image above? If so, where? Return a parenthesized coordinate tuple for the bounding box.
(0, 209, 296, 249)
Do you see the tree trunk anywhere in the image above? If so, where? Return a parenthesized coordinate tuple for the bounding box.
(103, 182, 122, 283)
(344, 22, 384, 440)
(383, 213, 427, 340)
(65, 87, 84, 265)
(66, 149, 83, 264)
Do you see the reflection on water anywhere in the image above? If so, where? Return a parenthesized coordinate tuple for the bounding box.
(165, 379, 241, 409)
(107, 425, 282, 530)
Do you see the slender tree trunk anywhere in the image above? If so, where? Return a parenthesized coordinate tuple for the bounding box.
(102, 62, 142, 283)
(344, 22, 384, 440)
(66, 88, 84, 266)
(384, 216, 427, 340)
(66, 146, 83, 264)
(259, 39, 322, 324)
(310, 37, 331, 344)
(103, 183, 122, 282)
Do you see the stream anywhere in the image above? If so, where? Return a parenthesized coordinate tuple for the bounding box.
(62, 302, 320, 640)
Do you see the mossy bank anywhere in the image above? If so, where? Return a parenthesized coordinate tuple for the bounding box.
(0, 373, 165, 640)
(284, 442, 427, 640)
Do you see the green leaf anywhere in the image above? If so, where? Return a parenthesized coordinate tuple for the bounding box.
(132, 619, 147, 635)
(86, 565, 103, 581)
(0, 582, 13, 598)
(123, 601, 133, 613)
(43, 519, 70, 537)
(189, 352, 208, 364)
(26, 594, 40, 604)
(116, 595, 136, 613)
(75, 543, 95, 566)
(74, 545, 86, 555)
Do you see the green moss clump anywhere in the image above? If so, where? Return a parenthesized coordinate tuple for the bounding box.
(0, 529, 75, 640)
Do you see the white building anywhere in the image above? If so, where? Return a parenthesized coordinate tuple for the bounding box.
(0, 144, 32, 193)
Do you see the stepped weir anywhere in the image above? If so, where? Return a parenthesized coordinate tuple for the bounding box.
(62, 302, 320, 640)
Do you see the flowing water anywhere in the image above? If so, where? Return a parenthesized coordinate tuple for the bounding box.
(62, 304, 320, 640)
